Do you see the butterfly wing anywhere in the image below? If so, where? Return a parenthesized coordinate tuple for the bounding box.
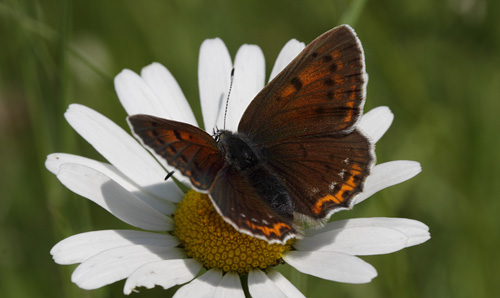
(263, 131, 373, 220)
(239, 25, 367, 144)
(209, 165, 297, 244)
(238, 25, 374, 221)
(128, 115, 224, 191)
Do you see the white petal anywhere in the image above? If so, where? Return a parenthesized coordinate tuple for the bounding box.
(65, 104, 183, 202)
(198, 38, 232, 132)
(124, 259, 202, 294)
(51, 230, 178, 265)
(46, 153, 177, 215)
(72, 245, 183, 289)
(269, 39, 305, 81)
(173, 269, 222, 298)
(57, 163, 172, 231)
(355, 160, 422, 205)
(213, 271, 245, 298)
(266, 269, 305, 298)
(114, 69, 172, 119)
(248, 269, 287, 298)
(357, 106, 394, 144)
(304, 217, 430, 249)
(283, 251, 377, 284)
(296, 226, 409, 256)
(223, 44, 265, 132)
(140, 62, 198, 126)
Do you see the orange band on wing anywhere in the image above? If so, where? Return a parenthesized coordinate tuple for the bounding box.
(245, 220, 291, 238)
(344, 101, 356, 123)
(313, 164, 363, 214)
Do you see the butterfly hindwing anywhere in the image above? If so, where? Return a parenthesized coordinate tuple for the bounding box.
(128, 115, 225, 191)
(239, 25, 367, 145)
(262, 130, 374, 220)
(209, 165, 297, 244)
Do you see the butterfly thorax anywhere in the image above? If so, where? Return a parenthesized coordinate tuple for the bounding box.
(217, 131, 259, 171)
(217, 130, 294, 220)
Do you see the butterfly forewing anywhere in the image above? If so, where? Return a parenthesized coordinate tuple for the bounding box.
(128, 115, 225, 191)
(239, 25, 367, 145)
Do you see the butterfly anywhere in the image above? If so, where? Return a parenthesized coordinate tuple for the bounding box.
(128, 25, 374, 244)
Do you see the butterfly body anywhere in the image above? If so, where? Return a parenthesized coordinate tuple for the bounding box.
(128, 25, 374, 244)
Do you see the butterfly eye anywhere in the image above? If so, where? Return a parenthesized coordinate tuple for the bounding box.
(214, 130, 222, 143)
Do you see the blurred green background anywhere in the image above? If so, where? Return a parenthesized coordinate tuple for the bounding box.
(1, 0, 499, 297)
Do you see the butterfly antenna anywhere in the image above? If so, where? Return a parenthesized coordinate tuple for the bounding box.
(223, 68, 235, 130)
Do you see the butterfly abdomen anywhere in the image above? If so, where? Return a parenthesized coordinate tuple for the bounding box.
(247, 165, 294, 221)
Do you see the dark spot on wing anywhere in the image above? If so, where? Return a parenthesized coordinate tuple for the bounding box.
(173, 130, 182, 140)
(291, 77, 303, 91)
(322, 55, 332, 63)
(329, 63, 338, 73)
(315, 106, 325, 114)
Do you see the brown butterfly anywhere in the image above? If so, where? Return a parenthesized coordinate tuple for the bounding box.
(128, 25, 374, 244)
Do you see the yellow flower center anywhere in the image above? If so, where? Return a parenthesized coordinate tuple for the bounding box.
(173, 190, 293, 274)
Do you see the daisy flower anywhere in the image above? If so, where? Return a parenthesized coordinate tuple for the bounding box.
(46, 35, 430, 297)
